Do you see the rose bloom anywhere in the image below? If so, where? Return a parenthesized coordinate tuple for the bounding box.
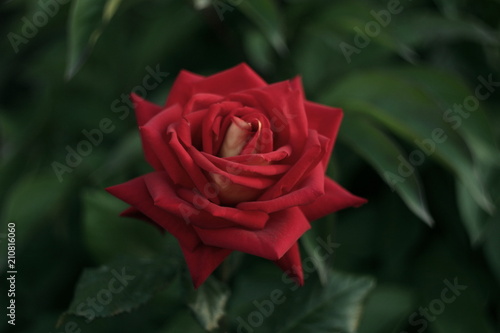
(107, 64, 366, 287)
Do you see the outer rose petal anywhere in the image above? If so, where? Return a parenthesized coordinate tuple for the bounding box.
(304, 101, 343, 170)
(237, 163, 325, 214)
(191, 63, 267, 98)
(131, 94, 164, 170)
(105, 176, 200, 251)
(184, 93, 224, 113)
(166, 64, 267, 109)
(300, 177, 367, 221)
(139, 104, 188, 179)
(166, 70, 204, 108)
(131, 93, 163, 127)
(143, 172, 269, 230)
(120, 206, 164, 233)
(274, 242, 304, 286)
(193, 207, 311, 261)
(257, 129, 327, 201)
(142, 111, 211, 199)
(243, 78, 308, 154)
(180, 243, 232, 289)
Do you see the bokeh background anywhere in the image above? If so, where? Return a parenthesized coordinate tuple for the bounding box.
(1, 0, 499, 332)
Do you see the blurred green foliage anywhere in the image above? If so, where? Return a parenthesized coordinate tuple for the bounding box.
(1, 0, 499, 332)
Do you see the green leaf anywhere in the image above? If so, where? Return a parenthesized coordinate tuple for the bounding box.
(158, 311, 206, 333)
(88, 131, 144, 184)
(1, 171, 70, 225)
(0, 171, 71, 267)
(358, 285, 414, 333)
(392, 10, 499, 48)
(82, 189, 171, 264)
(484, 216, 500, 286)
(457, 180, 486, 244)
(390, 67, 500, 168)
(321, 69, 495, 215)
(244, 28, 274, 73)
(237, 0, 288, 55)
(193, 0, 212, 10)
(482, 168, 500, 284)
(273, 271, 375, 333)
(65, 256, 178, 320)
(300, 229, 331, 285)
(66, 0, 123, 79)
(188, 276, 230, 331)
(340, 116, 433, 226)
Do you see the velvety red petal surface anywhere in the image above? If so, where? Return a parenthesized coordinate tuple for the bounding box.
(131, 95, 164, 170)
(274, 242, 304, 286)
(242, 79, 308, 153)
(105, 175, 200, 251)
(202, 153, 290, 177)
(304, 101, 343, 170)
(193, 207, 310, 261)
(167, 123, 215, 200)
(180, 243, 232, 289)
(190, 63, 267, 97)
(300, 177, 367, 221)
(188, 146, 276, 190)
(166, 64, 267, 109)
(176, 188, 270, 230)
(143, 172, 269, 230)
(165, 70, 204, 108)
(131, 93, 163, 126)
(237, 163, 325, 214)
(257, 130, 326, 201)
(138, 104, 186, 176)
(120, 206, 165, 233)
(184, 93, 223, 113)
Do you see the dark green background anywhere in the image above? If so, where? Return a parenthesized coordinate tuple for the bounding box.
(1, 0, 499, 332)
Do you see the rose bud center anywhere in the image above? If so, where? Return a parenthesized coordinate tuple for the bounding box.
(213, 116, 266, 205)
(219, 116, 254, 158)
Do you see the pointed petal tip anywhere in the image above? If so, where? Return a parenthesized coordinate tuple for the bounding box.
(352, 195, 368, 207)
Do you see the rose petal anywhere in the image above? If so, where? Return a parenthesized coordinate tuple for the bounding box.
(193, 207, 311, 261)
(167, 123, 216, 202)
(190, 63, 267, 97)
(143, 172, 269, 230)
(237, 163, 325, 213)
(240, 113, 273, 154)
(240, 78, 309, 153)
(139, 104, 189, 180)
(219, 116, 252, 158)
(200, 102, 246, 155)
(304, 101, 343, 170)
(180, 243, 232, 289)
(202, 152, 290, 176)
(131, 95, 166, 170)
(184, 93, 224, 113)
(210, 173, 264, 205)
(257, 130, 327, 201)
(274, 242, 304, 286)
(131, 93, 163, 126)
(176, 188, 269, 230)
(105, 175, 200, 251)
(300, 177, 368, 221)
(224, 145, 292, 164)
(187, 146, 276, 190)
(166, 70, 205, 108)
(120, 206, 164, 233)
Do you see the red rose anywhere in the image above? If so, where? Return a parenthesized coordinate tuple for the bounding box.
(106, 63, 366, 287)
